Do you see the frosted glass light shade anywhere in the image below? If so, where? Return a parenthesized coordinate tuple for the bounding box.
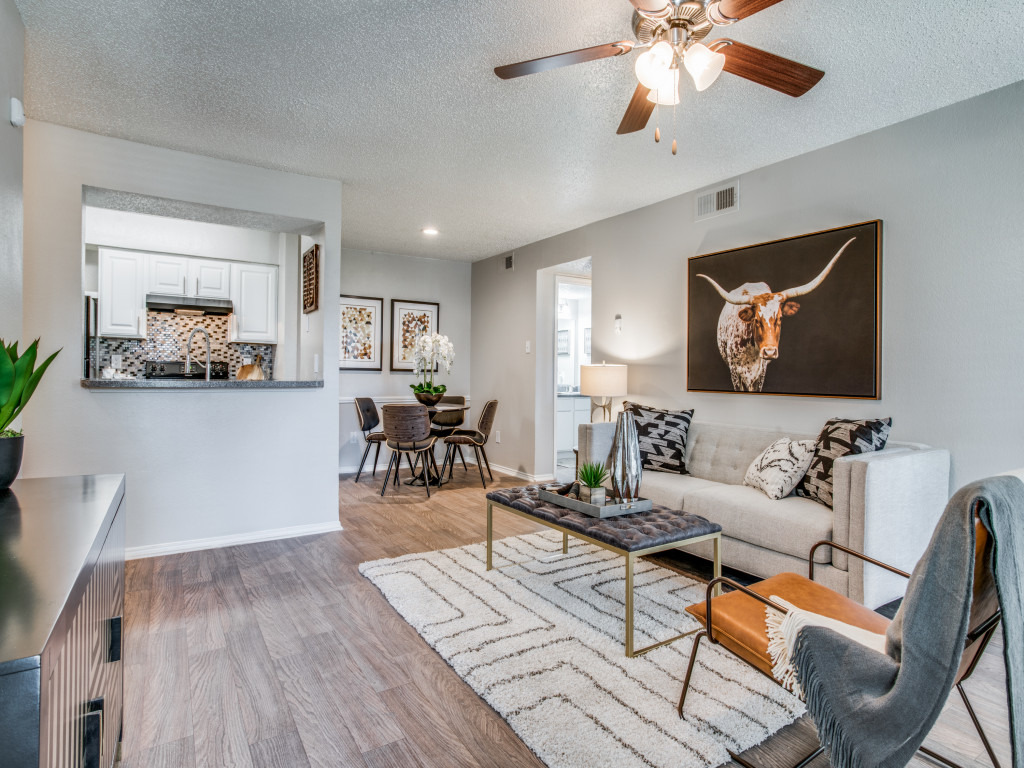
(684, 43, 726, 91)
(645, 69, 680, 105)
(580, 364, 628, 398)
(634, 41, 674, 89)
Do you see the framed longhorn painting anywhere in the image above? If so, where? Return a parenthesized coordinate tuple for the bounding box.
(339, 295, 383, 371)
(686, 220, 881, 399)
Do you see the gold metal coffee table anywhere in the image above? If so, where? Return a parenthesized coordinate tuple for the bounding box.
(485, 489, 723, 658)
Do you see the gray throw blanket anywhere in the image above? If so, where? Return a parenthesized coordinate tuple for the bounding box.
(792, 475, 1024, 768)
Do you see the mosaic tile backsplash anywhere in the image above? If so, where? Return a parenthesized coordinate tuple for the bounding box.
(93, 312, 274, 379)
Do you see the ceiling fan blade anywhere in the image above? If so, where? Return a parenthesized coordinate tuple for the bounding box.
(628, 0, 670, 13)
(716, 0, 786, 21)
(495, 41, 634, 80)
(715, 39, 824, 97)
(616, 83, 656, 135)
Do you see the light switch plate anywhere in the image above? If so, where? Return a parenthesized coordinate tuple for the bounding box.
(313, 353, 320, 373)
(495, 430, 501, 443)
(242, 356, 252, 365)
(525, 341, 531, 354)
(111, 354, 122, 368)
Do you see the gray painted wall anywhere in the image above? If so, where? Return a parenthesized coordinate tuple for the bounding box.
(0, 0, 23, 343)
(22, 120, 342, 552)
(338, 247, 472, 471)
(472, 81, 1024, 489)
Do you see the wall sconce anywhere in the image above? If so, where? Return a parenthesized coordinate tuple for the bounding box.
(614, 314, 623, 334)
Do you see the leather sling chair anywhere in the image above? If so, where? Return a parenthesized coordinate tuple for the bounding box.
(677, 519, 1002, 768)
(442, 399, 498, 489)
(380, 404, 440, 499)
(353, 397, 387, 483)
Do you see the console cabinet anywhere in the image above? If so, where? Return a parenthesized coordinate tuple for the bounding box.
(0, 475, 126, 768)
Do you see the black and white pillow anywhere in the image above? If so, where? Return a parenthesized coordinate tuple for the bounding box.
(623, 401, 693, 475)
(744, 438, 816, 500)
(795, 417, 892, 507)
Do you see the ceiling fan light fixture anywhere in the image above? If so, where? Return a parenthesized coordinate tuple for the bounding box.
(644, 69, 680, 105)
(684, 43, 726, 91)
(634, 40, 674, 89)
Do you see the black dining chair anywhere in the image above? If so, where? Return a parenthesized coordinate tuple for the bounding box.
(442, 399, 498, 488)
(381, 404, 440, 498)
(354, 397, 387, 483)
(431, 395, 468, 473)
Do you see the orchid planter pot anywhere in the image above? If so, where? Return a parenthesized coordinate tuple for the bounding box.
(0, 435, 24, 490)
(414, 391, 444, 407)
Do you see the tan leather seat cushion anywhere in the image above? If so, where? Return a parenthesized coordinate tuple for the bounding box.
(366, 432, 387, 442)
(386, 437, 436, 451)
(685, 572, 890, 678)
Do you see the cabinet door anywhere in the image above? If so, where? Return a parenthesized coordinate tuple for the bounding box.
(98, 249, 146, 338)
(146, 253, 189, 296)
(188, 259, 231, 299)
(230, 263, 278, 343)
(556, 408, 574, 452)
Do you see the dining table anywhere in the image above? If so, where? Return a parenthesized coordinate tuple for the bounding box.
(405, 402, 471, 487)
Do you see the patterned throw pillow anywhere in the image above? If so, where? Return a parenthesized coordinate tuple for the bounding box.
(795, 418, 893, 507)
(623, 401, 694, 475)
(744, 438, 817, 500)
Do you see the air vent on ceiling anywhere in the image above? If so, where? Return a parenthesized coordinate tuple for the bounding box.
(695, 180, 739, 222)
(505, 253, 515, 271)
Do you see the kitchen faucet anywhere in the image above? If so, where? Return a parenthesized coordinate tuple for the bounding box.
(185, 326, 212, 381)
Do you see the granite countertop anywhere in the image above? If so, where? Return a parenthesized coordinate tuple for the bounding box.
(557, 392, 588, 398)
(81, 378, 324, 390)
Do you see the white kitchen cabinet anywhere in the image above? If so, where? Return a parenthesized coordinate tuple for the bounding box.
(189, 259, 231, 299)
(573, 397, 591, 444)
(98, 249, 147, 338)
(230, 262, 278, 343)
(146, 253, 190, 296)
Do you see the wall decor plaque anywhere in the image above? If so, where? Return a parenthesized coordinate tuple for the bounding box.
(339, 295, 383, 371)
(687, 220, 881, 398)
(390, 299, 439, 372)
(302, 244, 320, 314)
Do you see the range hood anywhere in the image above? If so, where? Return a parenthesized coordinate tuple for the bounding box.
(145, 294, 233, 315)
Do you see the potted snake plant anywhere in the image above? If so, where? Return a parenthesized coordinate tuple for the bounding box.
(578, 462, 608, 506)
(1, 339, 60, 490)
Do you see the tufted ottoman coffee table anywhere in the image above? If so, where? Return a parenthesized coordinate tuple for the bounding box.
(485, 485, 723, 657)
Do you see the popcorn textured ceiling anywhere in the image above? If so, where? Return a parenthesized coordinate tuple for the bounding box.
(16, 0, 1024, 261)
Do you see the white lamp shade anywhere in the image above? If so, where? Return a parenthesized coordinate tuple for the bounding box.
(683, 43, 726, 92)
(634, 41, 674, 90)
(580, 364, 628, 398)
(644, 69, 680, 105)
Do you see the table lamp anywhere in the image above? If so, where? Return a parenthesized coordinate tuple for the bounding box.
(580, 362, 628, 422)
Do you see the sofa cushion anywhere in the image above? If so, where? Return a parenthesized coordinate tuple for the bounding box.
(685, 423, 814, 485)
(744, 437, 816, 500)
(624, 401, 693, 475)
(683, 484, 834, 563)
(639, 472, 719, 510)
(795, 417, 893, 508)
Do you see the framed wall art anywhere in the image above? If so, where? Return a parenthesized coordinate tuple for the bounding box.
(339, 295, 383, 371)
(391, 299, 439, 372)
(556, 330, 570, 356)
(302, 244, 320, 314)
(687, 220, 881, 399)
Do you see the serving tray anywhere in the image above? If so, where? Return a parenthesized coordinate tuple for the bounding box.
(538, 488, 653, 518)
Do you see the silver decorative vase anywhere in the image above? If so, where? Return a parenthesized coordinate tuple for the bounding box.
(608, 411, 642, 502)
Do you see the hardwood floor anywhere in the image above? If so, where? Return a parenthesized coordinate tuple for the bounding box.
(122, 469, 1010, 768)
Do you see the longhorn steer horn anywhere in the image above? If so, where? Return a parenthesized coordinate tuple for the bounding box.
(780, 238, 856, 300)
(697, 274, 754, 305)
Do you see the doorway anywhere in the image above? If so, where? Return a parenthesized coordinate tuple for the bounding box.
(554, 274, 592, 482)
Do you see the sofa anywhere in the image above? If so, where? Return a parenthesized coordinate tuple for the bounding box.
(578, 420, 950, 608)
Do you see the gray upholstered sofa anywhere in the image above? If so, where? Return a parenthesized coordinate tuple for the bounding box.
(577, 421, 950, 608)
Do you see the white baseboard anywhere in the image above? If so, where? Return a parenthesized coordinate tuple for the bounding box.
(126, 520, 343, 560)
(339, 458, 553, 485)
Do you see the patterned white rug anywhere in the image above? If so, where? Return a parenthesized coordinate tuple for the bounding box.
(360, 531, 804, 768)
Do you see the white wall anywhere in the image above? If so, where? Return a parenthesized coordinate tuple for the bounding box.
(473, 81, 1024, 490)
(338, 247, 471, 471)
(22, 120, 342, 551)
(0, 0, 23, 344)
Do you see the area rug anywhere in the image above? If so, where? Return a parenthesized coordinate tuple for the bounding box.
(359, 531, 804, 768)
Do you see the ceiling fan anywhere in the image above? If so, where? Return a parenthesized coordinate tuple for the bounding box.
(494, 0, 824, 146)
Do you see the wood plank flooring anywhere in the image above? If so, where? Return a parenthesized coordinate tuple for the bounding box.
(122, 469, 1011, 767)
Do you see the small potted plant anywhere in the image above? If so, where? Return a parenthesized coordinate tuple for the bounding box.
(578, 462, 608, 506)
(410, 333, 454, 407)
(1, 339, 60, 490)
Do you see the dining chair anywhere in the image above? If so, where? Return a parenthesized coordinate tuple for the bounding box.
(442, 399, 498, 488)
(380, 404, 439, 498)
(353, 397, 387, 483)
(431, 395, 468, 472)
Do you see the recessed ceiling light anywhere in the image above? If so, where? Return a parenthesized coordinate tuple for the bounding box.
(422, 227, 439, 236)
